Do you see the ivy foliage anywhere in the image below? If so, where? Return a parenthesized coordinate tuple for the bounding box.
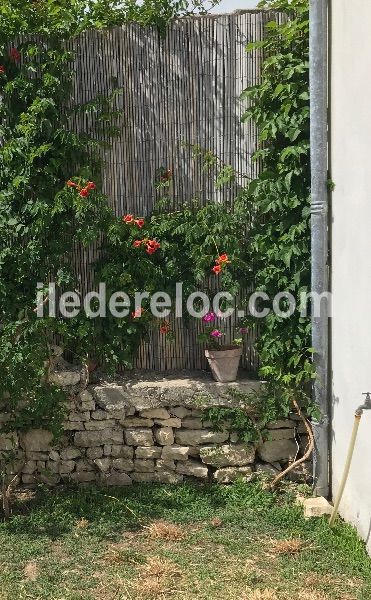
(241, 0, 313, 412)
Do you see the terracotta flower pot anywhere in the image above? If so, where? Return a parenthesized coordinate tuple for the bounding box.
(205, 346, 242, 383)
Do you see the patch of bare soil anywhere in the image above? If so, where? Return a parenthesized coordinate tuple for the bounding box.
(23, 560, 39, 581)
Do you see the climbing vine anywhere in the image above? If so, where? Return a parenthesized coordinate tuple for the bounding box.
(199, 0, 313, 446)
(0, 0, 220, 440)
(241, 0, 313, 413)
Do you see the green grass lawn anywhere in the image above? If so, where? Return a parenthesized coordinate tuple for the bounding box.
(0, 480, 370, 600)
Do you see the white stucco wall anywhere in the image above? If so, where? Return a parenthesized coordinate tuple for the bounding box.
(330, 0, 371, 552)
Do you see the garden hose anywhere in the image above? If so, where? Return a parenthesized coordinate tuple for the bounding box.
(329, 393, 371, 527)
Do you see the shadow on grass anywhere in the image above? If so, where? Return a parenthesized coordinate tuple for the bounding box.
(1, 480, 278, 541)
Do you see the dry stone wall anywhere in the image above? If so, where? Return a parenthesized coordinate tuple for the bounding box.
(0, 368, 312, 486)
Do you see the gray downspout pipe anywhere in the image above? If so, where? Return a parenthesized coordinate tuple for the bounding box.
(309, 0, 329, 498)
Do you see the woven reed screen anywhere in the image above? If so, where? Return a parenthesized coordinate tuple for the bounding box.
(67, 10, 278, 373)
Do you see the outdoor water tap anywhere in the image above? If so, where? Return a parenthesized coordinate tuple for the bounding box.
(330, 392, 371, 527)
(355, 393, 371, 416)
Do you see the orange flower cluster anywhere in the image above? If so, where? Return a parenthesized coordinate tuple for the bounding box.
(67, 180, 96, 197)
(160, 169, 172, 182)
(133, 238, 161, 255)
(160, 320, 170, 334)
(10, 48, 21, 62)
(212, 253, 230, 275)
(0, 49, 21, 75)
(123, 214, 145, 228)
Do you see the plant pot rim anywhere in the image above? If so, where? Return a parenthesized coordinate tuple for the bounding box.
(205, 346, 242, 356)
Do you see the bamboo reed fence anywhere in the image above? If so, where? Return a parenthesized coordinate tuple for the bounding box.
(67, 10, 278, 373)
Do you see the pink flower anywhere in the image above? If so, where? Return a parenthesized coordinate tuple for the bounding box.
(202, 311, 216, 323)
(239, 327, 249, 334)
(210, 329, 222, 338)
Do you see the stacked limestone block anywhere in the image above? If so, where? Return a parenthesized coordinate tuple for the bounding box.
(0, 369, 312, 486)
